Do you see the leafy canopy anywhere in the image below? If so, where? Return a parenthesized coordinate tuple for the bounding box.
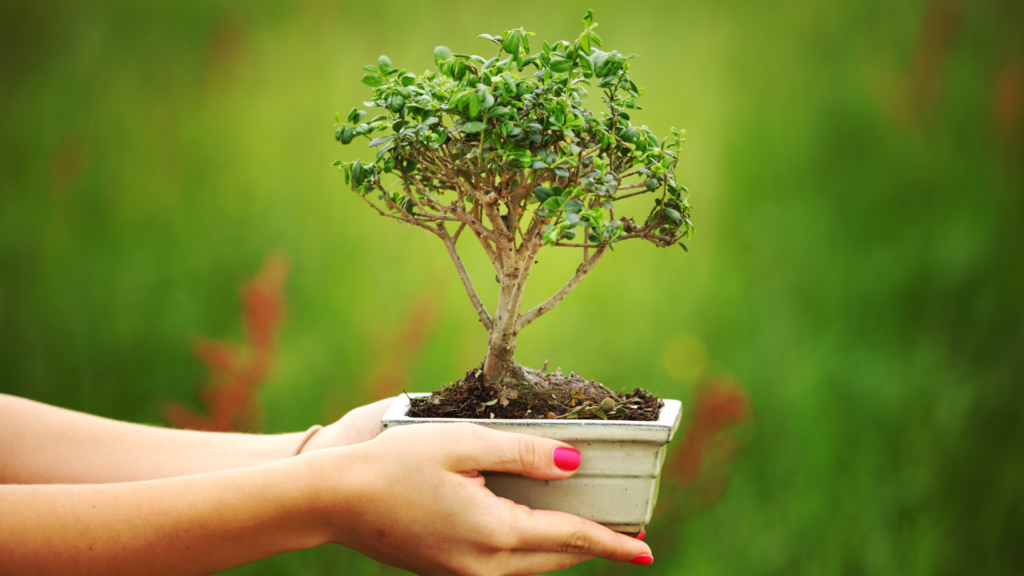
(332, 10, 692, 252)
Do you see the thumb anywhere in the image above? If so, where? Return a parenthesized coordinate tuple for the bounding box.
(446, 423, 582, 480)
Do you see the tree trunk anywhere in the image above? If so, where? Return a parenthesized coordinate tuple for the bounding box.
(482, 268, 530, 387)
(479, 206, 544, 389)
(483, 324, 517, 383)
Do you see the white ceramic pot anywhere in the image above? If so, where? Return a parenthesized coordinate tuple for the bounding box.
(380, 393, 683, 534)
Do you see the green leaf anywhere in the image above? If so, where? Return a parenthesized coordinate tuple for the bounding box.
(534, 187, 555, 203)
(620, 125, 640, 143)
(483, 398, 498, 406)
(463, 121, 487, 133)
(362, 65, 378, 73)
(542, 196, 563, 212)
(582, 9, 594, 27)
(678, 242, 689, 252)
(594, 409, 608, 420)
(433, 45, 452, 63)
(548, 56, 573, 74)
(367, 135, 393, 147)
(377, 55, 392, 72)
(338, 126, 355, 145)
(361, 74, 382, 87)
(502, 32, 520, 55)
(351, 159, 363, 184)
(563, 199, 584, 214)
(662, 207, 682, 225)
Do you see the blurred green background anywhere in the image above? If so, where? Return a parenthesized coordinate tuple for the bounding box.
(2, 0, 1022, 574)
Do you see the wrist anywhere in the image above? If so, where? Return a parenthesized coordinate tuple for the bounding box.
(275, 450, 341, 550)
(294, 424, 324, 455)
(231, 430, 311, 467)
(297, 443, 373, 548)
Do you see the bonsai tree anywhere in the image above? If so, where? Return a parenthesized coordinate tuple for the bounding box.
(333, 11, 692, 404)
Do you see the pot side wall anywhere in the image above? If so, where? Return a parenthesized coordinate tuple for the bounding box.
(381, 395, 682, 533)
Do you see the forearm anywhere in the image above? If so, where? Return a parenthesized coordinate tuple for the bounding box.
(0, 394, 309, 484)
(0, 454, 331, 576)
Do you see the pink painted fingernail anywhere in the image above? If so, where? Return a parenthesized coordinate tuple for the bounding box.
(553, 447, 581, 471)
(636, 529, 646, 540)
(630, 555, 654, 565)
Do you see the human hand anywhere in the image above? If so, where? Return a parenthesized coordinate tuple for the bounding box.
(315, 423, 654, 575)
(300, 397, 396, 454)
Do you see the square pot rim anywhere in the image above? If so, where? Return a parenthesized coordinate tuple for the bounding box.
(382, 393, 683, 444)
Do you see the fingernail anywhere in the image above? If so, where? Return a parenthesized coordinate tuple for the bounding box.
(636, 529, 646, 540)
(630, 555, 654, 565)
(553, 447, 581, 471)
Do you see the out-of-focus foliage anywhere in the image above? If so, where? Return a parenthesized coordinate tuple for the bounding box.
(163, 254, 289, 433)
(1, 1, 1022, 575)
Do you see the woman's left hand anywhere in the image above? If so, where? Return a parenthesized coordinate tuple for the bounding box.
(299, 397, 396, 453)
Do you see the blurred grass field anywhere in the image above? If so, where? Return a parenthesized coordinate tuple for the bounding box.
(2, 0, 1023, 574)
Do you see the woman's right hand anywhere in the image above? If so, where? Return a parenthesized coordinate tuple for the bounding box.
(310, 422, 654, 575)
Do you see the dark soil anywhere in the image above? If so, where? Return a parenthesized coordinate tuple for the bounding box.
(407, 363, 663, 421)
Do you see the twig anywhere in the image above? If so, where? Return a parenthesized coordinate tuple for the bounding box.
(518, 244, 609, 330)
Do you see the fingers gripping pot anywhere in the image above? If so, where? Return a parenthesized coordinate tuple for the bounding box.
(381, 394, 683, 534)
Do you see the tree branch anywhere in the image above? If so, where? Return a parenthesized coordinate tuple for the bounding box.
(364, 189, 442, 238)
(440, 226, 493, 331)
(481, 198, 512, 253)
(622, 231, 676, 247)
(400, 179, 427, 213)
(471, 226, 502, 278)
(518, 244, 609, 331)
(616, 182, 648, 192)
(517, 214, 546, 259)
(415, 213, 462, 222)
(614, 188, 652, 201)
(501, 236, 542, 335)
(407, 173, 497, 243)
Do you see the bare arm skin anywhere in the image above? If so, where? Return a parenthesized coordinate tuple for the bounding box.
(0, 456, 326, 575)
(0, 393, 394, 484)
(0, 423, 654, 575)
